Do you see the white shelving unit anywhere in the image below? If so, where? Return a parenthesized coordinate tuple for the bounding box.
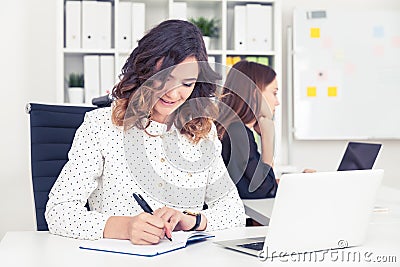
(56, 0, 283, 164)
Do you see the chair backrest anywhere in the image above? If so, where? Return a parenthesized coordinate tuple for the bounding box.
(27, 103, 97, 231)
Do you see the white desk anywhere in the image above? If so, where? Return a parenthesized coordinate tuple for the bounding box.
(1, 187, 399, 267)
(1, 223, 400, 267)
(243, 186, 400, 226)
(0, 227, 270, 267)
(243, 198, 274, 225)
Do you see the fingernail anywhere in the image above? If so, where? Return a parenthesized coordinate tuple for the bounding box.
(166, 228, 172, 241)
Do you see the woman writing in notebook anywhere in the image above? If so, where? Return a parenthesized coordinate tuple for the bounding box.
(45, 20, 245, 245)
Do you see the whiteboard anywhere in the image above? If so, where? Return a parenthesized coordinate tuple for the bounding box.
(293, 9, 400, 140)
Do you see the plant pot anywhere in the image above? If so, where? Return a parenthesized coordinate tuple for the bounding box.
(67, 87, 84, 104)
(202, 36, 211, 49)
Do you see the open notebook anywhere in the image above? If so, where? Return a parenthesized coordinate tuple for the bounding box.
(79, 231, 214, 257)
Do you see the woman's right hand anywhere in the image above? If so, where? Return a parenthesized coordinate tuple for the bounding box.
(258, 96, 274, 121)
(103, 214, 172, 245)
(127, 212, 172, 245)
(256, 97, 274, 136)
(254, 99, 275, 166)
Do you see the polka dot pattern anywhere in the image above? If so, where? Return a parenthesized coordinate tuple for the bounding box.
(45, 108, 245, 240)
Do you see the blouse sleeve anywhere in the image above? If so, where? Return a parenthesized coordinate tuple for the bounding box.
(201, 126, 246, 231)
(45, 112, 110, 240)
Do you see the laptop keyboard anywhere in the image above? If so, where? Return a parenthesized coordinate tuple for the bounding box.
(237, 241, 265, 251)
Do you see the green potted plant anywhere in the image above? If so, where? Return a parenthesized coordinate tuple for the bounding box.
(189, 17, 219, 49)
(66, 73, 84, 104)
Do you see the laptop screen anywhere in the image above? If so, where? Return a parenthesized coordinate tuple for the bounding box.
(337, 142, 382, 171)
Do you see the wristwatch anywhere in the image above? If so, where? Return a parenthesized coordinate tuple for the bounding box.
(183, 210, 201, 231)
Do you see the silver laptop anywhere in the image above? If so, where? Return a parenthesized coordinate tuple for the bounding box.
(215, 169, 383, 258)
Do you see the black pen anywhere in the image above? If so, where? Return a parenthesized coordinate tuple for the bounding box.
(133, 193, 172, 241)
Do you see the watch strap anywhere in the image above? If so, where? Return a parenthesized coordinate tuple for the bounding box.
(183, 211, 201, 231)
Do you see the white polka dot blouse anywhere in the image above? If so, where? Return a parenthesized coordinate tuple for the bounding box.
(45, 107, 245, 240)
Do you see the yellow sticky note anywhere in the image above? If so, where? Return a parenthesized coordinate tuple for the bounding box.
(310, 28, 320, 38)
(328, 86, 337, 97)
(307, 87, 317, 97)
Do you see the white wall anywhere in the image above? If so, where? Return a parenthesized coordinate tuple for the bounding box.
(0, 0, 399, 241)
(0, 0, 58, 240)
(280, 0, 400, 189)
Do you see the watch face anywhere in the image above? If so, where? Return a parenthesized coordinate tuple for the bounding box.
(183, 210, 199, 216)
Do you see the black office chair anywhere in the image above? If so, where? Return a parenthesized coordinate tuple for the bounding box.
(27, 95, 113, 231)
(27, 102, 102, 231)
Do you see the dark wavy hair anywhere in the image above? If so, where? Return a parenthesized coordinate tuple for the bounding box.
(216, 60, 276, 139)
(112, 19, 221, 143)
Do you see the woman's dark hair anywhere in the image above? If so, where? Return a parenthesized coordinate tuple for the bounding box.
(216, 60, 276, 139)
(112, 19, 221, 143)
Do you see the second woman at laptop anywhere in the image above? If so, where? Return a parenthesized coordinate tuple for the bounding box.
(217, 61, 315, 201)
(216, 61, 279, 199)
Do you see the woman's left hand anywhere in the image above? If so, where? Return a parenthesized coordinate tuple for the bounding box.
(302, 169, 317, 173)
(153, 206, 204, 231)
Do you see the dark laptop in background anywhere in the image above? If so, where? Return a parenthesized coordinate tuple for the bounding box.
(337, 142, 382, 171)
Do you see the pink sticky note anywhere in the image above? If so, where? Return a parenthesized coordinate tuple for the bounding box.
(344, 63, 356, 74)
(392, 36, 400, 48)
(322, 37, 333, 49)
(373, 45, 384, 57)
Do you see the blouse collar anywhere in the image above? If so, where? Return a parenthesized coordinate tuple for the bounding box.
(146, 120, 178, 136)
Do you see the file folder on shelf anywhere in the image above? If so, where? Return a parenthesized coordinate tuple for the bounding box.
(226, 56, 233, 67)
(117, 55, 128, 82)
(82, 1, 112, 49)
(246, 4, 272, 51)
(234, 5, 247, 51)
(118, 2, 132, 51)
(232, 56, 241, 65)
(84, 55, 100, 104)
(171, 2, 187, 20)
(131, 3, 146, 49)
(208, 56, 216, 71)
(257, 56, 269, 66)
(100, 55, 115, 95)
(65, 1, 81, 49)
(260, 5, 273, 51)
(245, 56, 258, 63)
